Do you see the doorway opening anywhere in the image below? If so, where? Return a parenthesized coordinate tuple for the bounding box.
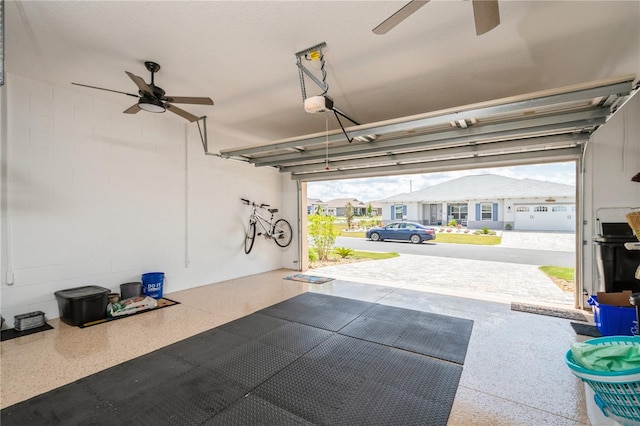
(303, 161, 579, 307)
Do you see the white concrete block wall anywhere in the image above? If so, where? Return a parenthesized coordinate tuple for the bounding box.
(582, 93, 640, 296)
(0, 74, 297, 325)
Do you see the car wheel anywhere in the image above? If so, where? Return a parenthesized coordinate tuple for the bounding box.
(410, 234, 422, 244)
(370, 232, 381, 241)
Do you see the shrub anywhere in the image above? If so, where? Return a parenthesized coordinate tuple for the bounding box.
(308, 213, 338, 260)
(308, 247, 319, 262)
(447, 219, 458, 227)
(334, 247, 354, 258)
(360, 218, 378, 230)
(474, 228, 497, 236)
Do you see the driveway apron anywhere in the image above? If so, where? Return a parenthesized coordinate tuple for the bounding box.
(312, 232, 576, 307)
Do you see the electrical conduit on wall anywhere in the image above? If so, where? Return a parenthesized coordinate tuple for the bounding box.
(0, 78, 13, 288)
(184, 123, 189, 268)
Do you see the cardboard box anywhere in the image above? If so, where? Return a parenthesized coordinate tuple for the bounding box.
(596, 290, 633, 307)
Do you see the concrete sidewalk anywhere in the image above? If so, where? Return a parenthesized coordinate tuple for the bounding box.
(313, 232, 577, 307)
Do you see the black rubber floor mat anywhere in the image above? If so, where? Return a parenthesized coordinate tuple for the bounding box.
(162, 328, 250, 367)
(281, 292, 375, 315)
(255, 335, 462, 425)
(79, 297, 180, 328)
(217, 312, 290, 340)
(1, 323, 54, 341)
(259, 300, 361, 331)
(340, 308, 474, 364)
(204, 395, 313, 425)
(257, 322, 334, 355)
(121, 367, 248, 426)
(334, 378, 454, 426)
(571, 321, 602, 337)
(204, 340, 299, 388)
(253, 356, 366, 425)
(0, 381, 115, 426)
(303, 334, 392, 376)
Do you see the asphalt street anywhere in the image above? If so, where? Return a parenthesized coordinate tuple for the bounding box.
(334, 234, 576, 267)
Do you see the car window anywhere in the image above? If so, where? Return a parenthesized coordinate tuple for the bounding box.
(405, 224, 416, 230)
(386, 223, 399, 230)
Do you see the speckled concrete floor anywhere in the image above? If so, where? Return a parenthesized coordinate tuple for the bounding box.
(0, 269, 591, 425)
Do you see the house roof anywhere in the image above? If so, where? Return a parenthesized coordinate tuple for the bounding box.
(325, 198, 367, 208)
(381, 174, 575, 203)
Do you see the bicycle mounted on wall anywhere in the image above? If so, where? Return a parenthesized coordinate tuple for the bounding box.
(241, 198, 293, 254)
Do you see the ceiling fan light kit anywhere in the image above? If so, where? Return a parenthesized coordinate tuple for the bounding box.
(71, 60, 213, 122)
(138, 96, 166, 113)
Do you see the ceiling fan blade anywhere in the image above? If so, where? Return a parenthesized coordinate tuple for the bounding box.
(71, 82, 138, 98)
(472, 0, 500, 36)
(125, 71, 154, 96)
(372, 0, 430, 35)
(165, 103, 199, 122)
(123, 104, 141, 114)
(163, 96, 214, 105)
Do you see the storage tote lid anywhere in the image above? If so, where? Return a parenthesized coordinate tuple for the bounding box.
(54, 285, 110, 300)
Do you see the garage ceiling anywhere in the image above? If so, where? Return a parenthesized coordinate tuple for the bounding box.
(5, 1, 640, 174)
(221, 75, 637, 180)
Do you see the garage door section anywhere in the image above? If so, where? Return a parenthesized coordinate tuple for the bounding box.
(220, 76, 636, 181)
(514, 204, 575, 232)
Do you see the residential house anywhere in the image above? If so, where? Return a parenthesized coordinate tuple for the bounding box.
(306, 198, 327, 214)
(322, 198, 382, 217)
(381, 175, 576, 231)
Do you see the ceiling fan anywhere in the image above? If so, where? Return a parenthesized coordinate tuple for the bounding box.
(72, 61, 213, 122)
(373, 0, 500, 36)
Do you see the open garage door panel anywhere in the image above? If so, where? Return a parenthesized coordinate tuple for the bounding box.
(220, 76, 637, 180)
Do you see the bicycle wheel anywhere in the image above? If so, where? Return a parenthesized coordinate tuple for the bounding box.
(273, 219, 293, 248)
(244, 221, 256, 254)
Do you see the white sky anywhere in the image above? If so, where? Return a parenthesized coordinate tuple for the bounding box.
(307, 161, 576, 202)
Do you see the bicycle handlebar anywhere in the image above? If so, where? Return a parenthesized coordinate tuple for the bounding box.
(240, 198, 271, 209)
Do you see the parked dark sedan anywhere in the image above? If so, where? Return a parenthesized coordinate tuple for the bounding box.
(366, 221, 436, 244)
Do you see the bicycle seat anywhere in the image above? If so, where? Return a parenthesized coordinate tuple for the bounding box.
(268, 208, 278, 214)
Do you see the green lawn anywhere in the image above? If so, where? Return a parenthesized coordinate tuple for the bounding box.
(328, 249, 399, 261)
(539, 266, 574, 281)
(339, 231, 502, 245)
(434, 233, 502, 245)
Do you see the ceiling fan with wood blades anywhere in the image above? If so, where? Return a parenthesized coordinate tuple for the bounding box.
(373, 0, 500, 36)
(72, 61, 213, 122)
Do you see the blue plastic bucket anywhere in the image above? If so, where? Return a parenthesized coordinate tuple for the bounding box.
(141, 272, 164, 299)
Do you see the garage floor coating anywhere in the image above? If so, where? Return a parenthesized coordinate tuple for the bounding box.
(0, 269, 590, 425)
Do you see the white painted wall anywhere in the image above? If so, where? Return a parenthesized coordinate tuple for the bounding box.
(582, 93, 640, 296)
(0, 74, 298, 324)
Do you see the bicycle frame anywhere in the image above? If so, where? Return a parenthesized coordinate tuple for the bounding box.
(241, 198, 293, 254)
(249, 206, 277, 239)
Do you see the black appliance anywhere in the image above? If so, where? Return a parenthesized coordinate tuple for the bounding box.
(593, 222, 640, 293)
